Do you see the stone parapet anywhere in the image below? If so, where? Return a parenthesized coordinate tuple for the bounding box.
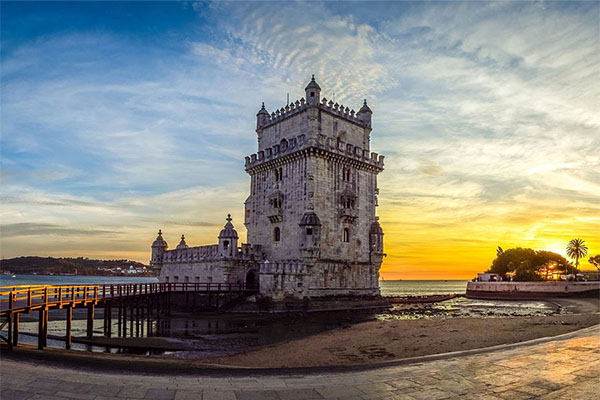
(161, 243, 262, 263)
(245, 136, 384, 172)
(258, 97, 368, 130)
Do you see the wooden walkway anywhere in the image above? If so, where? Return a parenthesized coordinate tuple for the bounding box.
(0, 282, 257, 350)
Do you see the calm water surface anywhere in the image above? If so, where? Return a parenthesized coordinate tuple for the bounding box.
(1, 276, 560, 356)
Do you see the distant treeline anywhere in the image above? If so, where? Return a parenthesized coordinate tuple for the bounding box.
(0, 256, 154, 276)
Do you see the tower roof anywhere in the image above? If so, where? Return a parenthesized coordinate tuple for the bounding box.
(299, 212, 322, 226)
(358, 99, 372, 114)
(257, 102, 269, 115)
(176, 234, 188, 249)
(219, 214, 239, 238)
(304, 75, 321, 91)
(152, 229, 168, 249)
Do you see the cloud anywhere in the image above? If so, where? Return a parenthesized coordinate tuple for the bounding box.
(1, 223, 114, 237)
(1, 1, 598, 277)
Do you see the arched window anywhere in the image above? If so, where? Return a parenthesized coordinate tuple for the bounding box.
(274, 227, 281, 242)
(343, 228, 350, 243)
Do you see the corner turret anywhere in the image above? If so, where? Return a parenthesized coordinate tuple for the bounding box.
(256, 102, 269, 129)
(218, 214, 239, 257)
(176, 234, 188, 249)
(150, 229, 168, 273)
(357, 99, 372, 127)
(305, 75, 321, 105)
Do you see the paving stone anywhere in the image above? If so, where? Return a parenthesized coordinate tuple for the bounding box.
(276, 388, 323, 399)
(408, 388, 452, 400)
(89, 385, 124, 397)
(145, 388, 176, 400)
(117, 387, 148, 399)
(174, 389, 202, 400)
(315, 386, 363, 398)
(54, 391, 98, 399)
(0, 389, 34, 400)
(202, 390, 236, 400)
(235, 390, 280, 400)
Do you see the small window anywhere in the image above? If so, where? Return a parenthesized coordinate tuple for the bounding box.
(245, 210, 250, 218)
(306, 228, 313, 235)
(165, 276, 170, 283)
(343, 228, 350, 243)
(184, 276, 189, 283)
(310, 92, 315, 97)
(274, 227, 281, 242)
(195, 277, 200, 282)
(174, 276, 179, 282)
(224, 240, 229, 248)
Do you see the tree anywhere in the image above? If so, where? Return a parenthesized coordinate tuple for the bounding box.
(566, 238, 588, 274)
(488, 248, 570, 281)
(589, 255, 600, 271)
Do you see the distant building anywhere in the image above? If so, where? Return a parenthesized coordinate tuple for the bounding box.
(151, 76, 385, 300)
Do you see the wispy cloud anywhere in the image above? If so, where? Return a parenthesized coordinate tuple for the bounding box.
(1, 1, 598, 277)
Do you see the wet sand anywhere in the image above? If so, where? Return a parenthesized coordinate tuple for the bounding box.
(203, 298, 599, 368)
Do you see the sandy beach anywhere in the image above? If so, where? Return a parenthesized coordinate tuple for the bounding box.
(201, 298, 599, 368)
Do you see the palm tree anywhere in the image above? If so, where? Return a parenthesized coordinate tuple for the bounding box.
(496, 246, 504, 257)
(566, 238, 588, 274)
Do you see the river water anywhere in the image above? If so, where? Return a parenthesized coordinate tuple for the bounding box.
(1, 276, 560, 355)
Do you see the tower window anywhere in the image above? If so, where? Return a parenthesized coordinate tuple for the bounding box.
(342, 167, 351, 182)
(224, 240, 229, 248)
(310, 92, 315, 97)
(274, 227, 281, 242)
(343, 228, 350, 243)
(274, 167, 283, 182)
(306, 228, 313, 235)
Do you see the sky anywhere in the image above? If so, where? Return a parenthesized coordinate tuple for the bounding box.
(1, 1, 599, 279)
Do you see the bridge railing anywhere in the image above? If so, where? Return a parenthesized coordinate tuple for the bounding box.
(0, 282, 256, 314)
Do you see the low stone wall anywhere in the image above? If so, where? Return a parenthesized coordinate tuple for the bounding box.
(466, 281, 600, 300)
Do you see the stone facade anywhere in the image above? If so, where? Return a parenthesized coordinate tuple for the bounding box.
(151, 76, 385, 300)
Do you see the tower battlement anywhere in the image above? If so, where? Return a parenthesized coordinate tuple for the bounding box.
(244, 132, 384, 171)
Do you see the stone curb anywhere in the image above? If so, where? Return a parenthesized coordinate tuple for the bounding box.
(2, 324, 598, 377)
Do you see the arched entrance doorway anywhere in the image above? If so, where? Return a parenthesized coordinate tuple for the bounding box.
(245, 269, 258, 290)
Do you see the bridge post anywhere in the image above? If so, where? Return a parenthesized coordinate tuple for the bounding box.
(12, 313, 19, 347)
(6, 313, 13, 349)
(117, 301, 122, 337)
(107, 303, 112, 338)
(136, 299, 140, 337)
(38, 308, 47, 350)
(87, 303, 95, 339)
(65, 306, 72, 349)
(129, 300, 134, 337)
(122, 302, 127, 337)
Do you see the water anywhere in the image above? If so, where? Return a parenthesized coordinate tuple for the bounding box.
(379, 280, 467, 296)
(1, 276, 561, 357)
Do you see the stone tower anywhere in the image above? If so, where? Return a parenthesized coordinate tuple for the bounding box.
(244, 76, 385, 299)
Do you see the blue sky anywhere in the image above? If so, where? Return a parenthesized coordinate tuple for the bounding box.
(1, 1, 599, 277)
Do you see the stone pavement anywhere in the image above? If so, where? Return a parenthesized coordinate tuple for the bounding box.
(1, 325, 598, 400)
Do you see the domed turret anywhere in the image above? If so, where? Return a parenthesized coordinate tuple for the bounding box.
(152, 229, 168, 250)
(256, 102, 269, 128)
(369, 220, 384, 253)
(357, 99, 372, 127)
(176, 234, 188, 250)
(150, 229, 168, 271)
(305, 75, 321, 105)
(219, 214, 239, 257)
(219, 214, 239, 239)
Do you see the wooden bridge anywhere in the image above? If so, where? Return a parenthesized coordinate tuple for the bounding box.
(0, 282, 258, 350)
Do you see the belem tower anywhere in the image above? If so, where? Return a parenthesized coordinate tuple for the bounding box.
(150, 76, 385, 300)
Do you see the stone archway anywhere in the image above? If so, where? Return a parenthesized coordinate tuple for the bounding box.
(245, 269, 258, 290)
